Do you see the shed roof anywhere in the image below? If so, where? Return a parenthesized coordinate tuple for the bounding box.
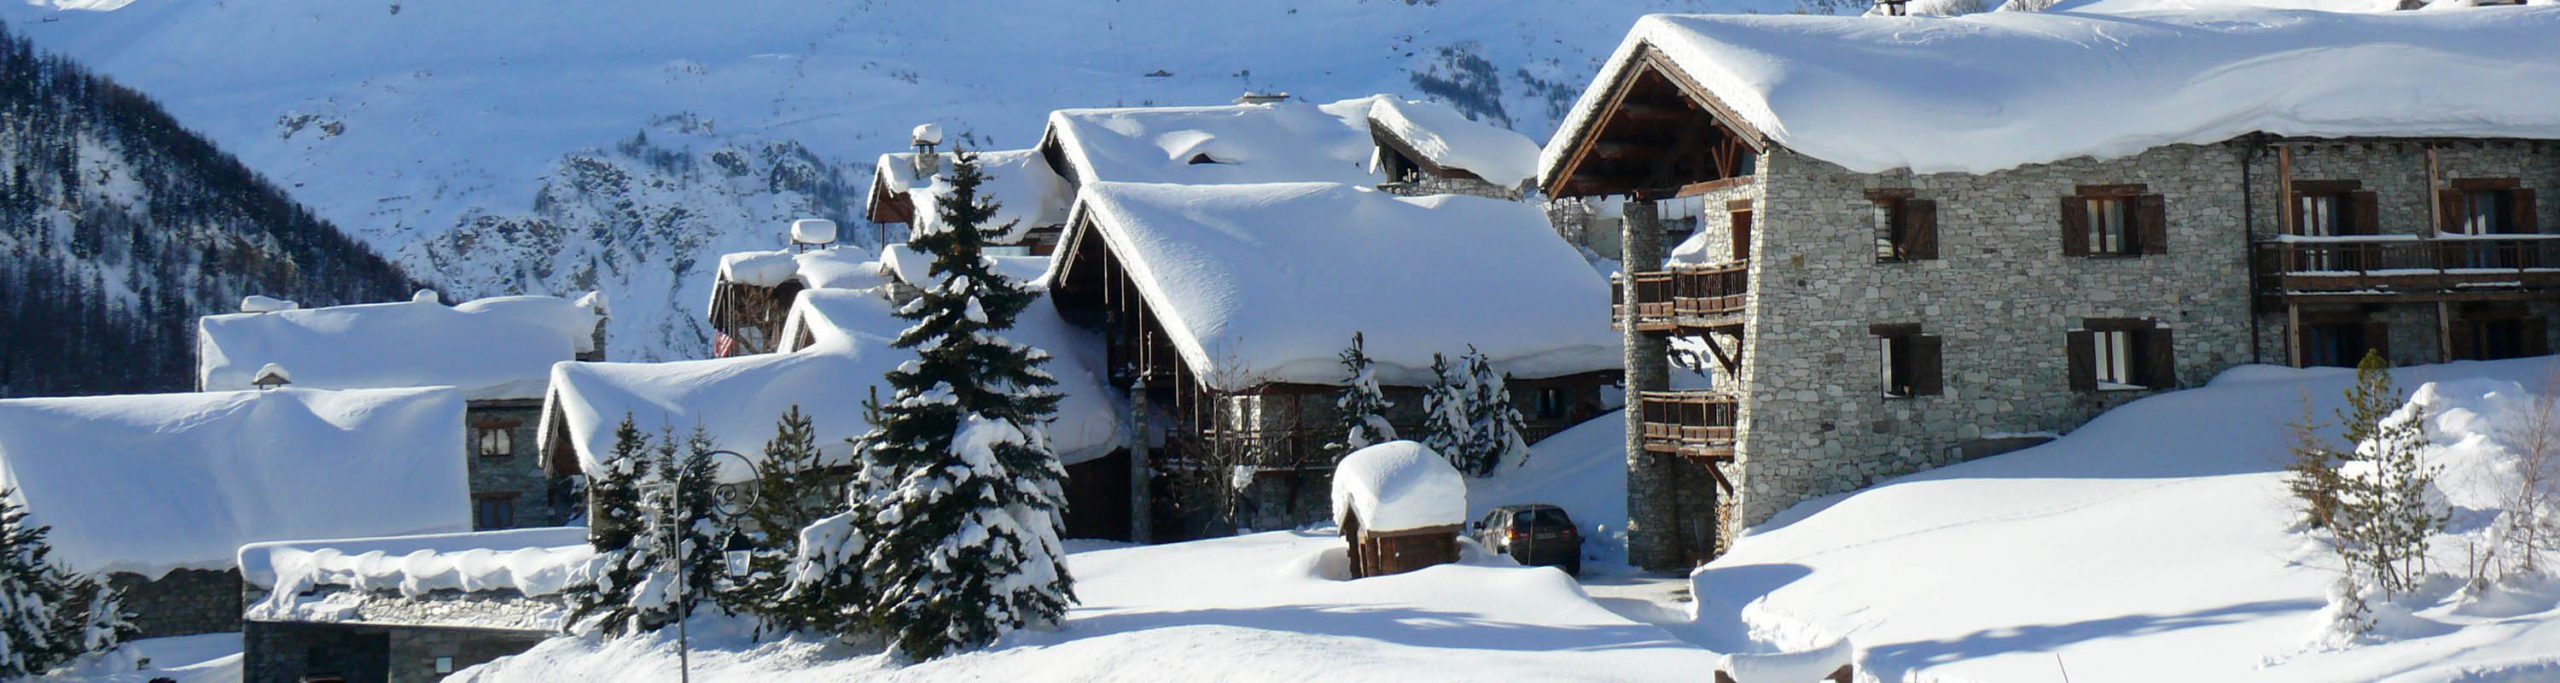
(1042, 95, 1536, 189)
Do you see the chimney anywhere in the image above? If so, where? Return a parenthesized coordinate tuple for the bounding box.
(1876, 0, 1909, 15)
(790, 218, 838, 251)
(253, 363, 292, 391)
(1234, 91, 1290, 106)
(911, 123, 945, 178)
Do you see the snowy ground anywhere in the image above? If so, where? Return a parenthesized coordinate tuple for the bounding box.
(457, 532, 1718, 682)
(1683, 357, 2560, 682)
(42, 633, 242, 683)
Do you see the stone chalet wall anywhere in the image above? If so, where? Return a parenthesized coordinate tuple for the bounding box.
(243, 585, 563, 683)
(109, 567, 243, 637)
(466, 401, 574, 529)
(1734, 143, 2258, 528)
(2238, 139, 2560, 366)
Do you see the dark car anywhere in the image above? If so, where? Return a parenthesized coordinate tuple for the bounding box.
(1474, 504, 1582, 575)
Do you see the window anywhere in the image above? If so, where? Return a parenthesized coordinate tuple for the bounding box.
(2450, 306, 2549, 361)
(473, 494, 517, 530)
(2062, 186, 2165, 257)
(2297, 193, 2343, 237)
(2301, 318, 2387, 369)
(1533, 388, 1568, 420)
(1868, 190, 1937, 262)
(2069, 320, 2175, 392)
(2463, 190, 2517, 235)
(1871, 323, 1942, 398)
(474, 425, 514, 458)
(436, 657, 455, 674)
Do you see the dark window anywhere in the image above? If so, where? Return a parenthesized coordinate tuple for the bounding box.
(474, 426, 514, 458)
(2302, 320, 2389, 369)
(474, 495, 517, 530)
(2463, 190, 2518, 235)
(1869, 192, 1938, 262)
(1533, 388, 1568, 420)
(2062, 188, 2165, 257)
(1872, 324, 1943, 398)
(1731, 209, 1755, 262)
(1513, 508, 1573, 529)
(2068, 320, 2177, 392)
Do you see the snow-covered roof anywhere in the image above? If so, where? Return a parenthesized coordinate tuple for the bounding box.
(876, 245, 1052, 292)
(1055, 181, 1620, 390)
(1368, 97, 1540, 188)
(1541, 7, 2560, 178)
(714, 247, 889, 291)
(238, 527, 594, 597)
(549, 288, 1127, 482)
(0, 388, 471, 577)
(1042, 95, 1533, 188)
(869, 148, 1074, 243)
(199, 295, 602, 402)
(1332, 441, 1467, 533)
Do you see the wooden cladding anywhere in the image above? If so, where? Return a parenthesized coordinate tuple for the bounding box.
(1613, 262, 1749, 334)
(2061, 188, 2166, 257)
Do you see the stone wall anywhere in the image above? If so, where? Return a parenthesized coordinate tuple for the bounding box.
(466, 401, 574, 529)
(244, 620, 549, 683)
(1733, 143, 2259, 529)
(109, 568, 242, 638)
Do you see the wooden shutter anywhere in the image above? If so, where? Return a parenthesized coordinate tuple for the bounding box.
(2060, 197, 2090, 257)
(1731, 211, 1754, 262)
(2440, 189, 2467, 233)
(2363, 321, 2391, 365)
(2066, 330, 2096, 391)
(1912, 335, 1944, 396)
(2350, 191, 2380, 236)
(2143, 328, 2178, 389)
(2136, 194, 2168, 255)
(2526, 318, 2551, 357)
(2516, 189, 2540, 234)
(1901, 199, 1939, 260)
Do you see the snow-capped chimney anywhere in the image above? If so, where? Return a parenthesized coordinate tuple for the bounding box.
(1875, 0, 1909, 15)
(239, 295, 299, 314)
(253, 363, 292, 391)
(1235, 91, 1291, 106)
(911, 123, 944, 178)
(790, 218, 838, 250)
(412, 289, 442, 305)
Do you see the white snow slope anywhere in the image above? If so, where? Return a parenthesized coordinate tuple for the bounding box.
(1685, 357, 2560, 682)
(458, 532, 1718, 682)
(0, 0, 1809, 362)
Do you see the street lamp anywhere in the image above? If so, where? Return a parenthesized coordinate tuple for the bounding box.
(639, 448, 767, 683)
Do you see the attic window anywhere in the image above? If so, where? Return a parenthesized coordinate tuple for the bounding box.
(1187, 153, 1228, 165)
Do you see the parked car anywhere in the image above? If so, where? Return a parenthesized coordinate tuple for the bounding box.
(1474, 504, 1582, 575)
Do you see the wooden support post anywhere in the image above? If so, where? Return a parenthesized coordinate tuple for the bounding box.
(1129, 375, 1152, 544)
(2286, 301, 2303, 368)
(2277, 145, 2295, 237)
(2438, 300, 2455, 363)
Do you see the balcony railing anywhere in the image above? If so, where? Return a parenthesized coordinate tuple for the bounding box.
(1613, 262, 1749, 333)
(1637, 391, 1738, 461)
(2256, 235, 2560, 296)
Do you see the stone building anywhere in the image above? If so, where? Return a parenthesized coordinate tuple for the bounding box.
(0, 387, 473, 637)
(1538, 9, 2560, 571)
(1046, 181, 1622, 536)
(198, 292, 609, 530)
(238, 529, 583, 683)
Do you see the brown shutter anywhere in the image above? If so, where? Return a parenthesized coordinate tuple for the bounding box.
(2364, 321, 2391, 365)
(2440, 189, 2467, 233)
(2350, 191, 2380, 236)
(1912, 335, 1944, 396)
(2067, 330, 2097, 391)
(2517, 189, 2540, 234)
(2061, 197, 2090, 257)
(1902, 199, 1939, 260)
(1731, 211, 1754, 262)
(2526, 318, 2551, 357)
(2136, 194, 2168, 255)
(2144, 327, 2178, 389)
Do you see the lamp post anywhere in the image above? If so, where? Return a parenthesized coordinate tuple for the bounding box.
(639, 448, 767, 683)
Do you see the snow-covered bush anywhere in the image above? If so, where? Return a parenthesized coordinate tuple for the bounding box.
(1329, 332, 1397, 459)
(1420, 347, 1532, 477)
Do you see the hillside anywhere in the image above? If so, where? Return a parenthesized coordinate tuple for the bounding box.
(0, 0, 1813, 361)
(0, 21, 415, 397)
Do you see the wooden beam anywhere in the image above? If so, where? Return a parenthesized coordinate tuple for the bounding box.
(1673, 177, 1755, 198)
(2286, 301, 2303, 368)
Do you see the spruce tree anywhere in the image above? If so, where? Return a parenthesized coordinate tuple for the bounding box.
(854, 148, 1075, 659)
(1329, 332, 1396, 459)
(1461, 347, 1533, 476)
(780, 403, 880, 639)
(567, 416, 666, 634)
(2327, 350, 2445, 598)
(56, 574, 133, 666)
(1, 490, 70, 678)
(731, 406, 846, 627)
(1419, 352, 1475, 470)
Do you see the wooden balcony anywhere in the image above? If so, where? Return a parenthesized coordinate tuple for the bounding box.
(1637, 391, 1738, 462)
(1613, 262, 1749, 334)
(2255, 236, 2560, 303)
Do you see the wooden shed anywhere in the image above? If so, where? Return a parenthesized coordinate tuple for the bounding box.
(1332, 441, 1469, 579)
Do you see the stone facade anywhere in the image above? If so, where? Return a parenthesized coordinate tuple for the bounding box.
(244, 620, 550, 683)
(109, 568, 244, 637)
(465, 401, 575, 530)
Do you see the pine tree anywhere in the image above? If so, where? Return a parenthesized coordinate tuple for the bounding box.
(1329, 332, 1396, 459)
(1419, 352, 1475, 470)
(2285, 397, 2346, 531)
(854, 148, 1075, 660)
(566, 416, 668, 634)
(2328, 350, 2445, 598)
(1461, 347, 1533, 476)
(730, 405, 849, 627)
(1, 490, 71, 678)
(55, 574, 133, 666)
(779, 403, 880, 639)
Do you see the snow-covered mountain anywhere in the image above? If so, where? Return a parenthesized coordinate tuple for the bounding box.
(0, 0, 1813, 359)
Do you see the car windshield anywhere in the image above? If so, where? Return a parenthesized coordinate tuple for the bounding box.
(1514, 508, 1572, 529)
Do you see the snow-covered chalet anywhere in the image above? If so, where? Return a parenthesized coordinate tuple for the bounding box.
(1540, 7, 2560, 571)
